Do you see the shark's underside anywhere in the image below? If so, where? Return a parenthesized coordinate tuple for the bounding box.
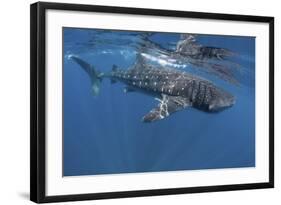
(71, 55, 235, 122)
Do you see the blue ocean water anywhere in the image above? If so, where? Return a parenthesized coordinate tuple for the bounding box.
(63, 28, 255, 176)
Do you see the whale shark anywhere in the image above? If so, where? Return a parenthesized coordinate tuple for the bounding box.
(70, 55, 235, 122)
(138, 34, 239, 85)
(174, 34, 234, 60)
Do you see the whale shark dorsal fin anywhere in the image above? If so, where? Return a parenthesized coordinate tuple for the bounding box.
(142, 95, 191, 122)
(133, 53, 148, 70)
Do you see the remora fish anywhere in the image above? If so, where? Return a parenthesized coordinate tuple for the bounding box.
(70, 55, 235, 122)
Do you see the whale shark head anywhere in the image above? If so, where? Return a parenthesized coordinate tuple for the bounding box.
(208, 90, 235, 112)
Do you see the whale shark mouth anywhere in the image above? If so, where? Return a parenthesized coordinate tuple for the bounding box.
(208, 96, 236, 112)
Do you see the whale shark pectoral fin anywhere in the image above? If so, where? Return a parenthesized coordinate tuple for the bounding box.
(142, 95, 191, 123)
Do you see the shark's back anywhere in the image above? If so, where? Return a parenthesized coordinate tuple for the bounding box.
(71, 56, 235, 122)
(112, 66, 234, 112)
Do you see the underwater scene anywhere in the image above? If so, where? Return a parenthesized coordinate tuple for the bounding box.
(63, 28, 255, 176)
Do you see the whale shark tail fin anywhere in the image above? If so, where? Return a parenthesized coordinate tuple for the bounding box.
(70, 56, 103, 96)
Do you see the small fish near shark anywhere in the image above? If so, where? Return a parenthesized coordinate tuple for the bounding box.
(70, 55, 235, 122)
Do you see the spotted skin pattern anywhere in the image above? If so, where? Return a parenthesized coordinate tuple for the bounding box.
(109, 64, 235, 122)
(71, 56, 235, 122)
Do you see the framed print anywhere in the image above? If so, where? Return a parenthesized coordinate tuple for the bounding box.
(30, 2, 274, 203)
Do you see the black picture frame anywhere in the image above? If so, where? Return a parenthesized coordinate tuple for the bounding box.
(30, 1, 274, 203)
